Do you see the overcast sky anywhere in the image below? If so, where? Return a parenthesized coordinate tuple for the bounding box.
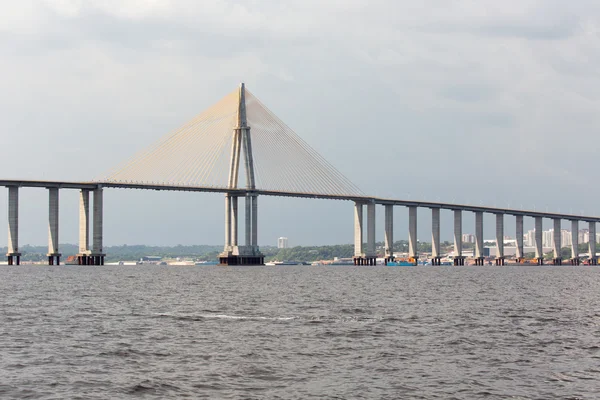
(0, 0, 599, 248)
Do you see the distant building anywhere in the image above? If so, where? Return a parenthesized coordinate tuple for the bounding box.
(487, 246, 554, 257)
(579, 229, 590, 244)
(561, 230, 572, 247)
(525, 230, 535, 247)
(522, 229, 575, 248)
(278, 237, 289, 249)
(542, 230, 553, 248)
(462, 234, 475, 243)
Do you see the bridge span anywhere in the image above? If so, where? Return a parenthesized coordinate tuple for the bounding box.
(1, 84, 598, 266)
(1, 179, 596, 222)
(0, 178, 597, 267)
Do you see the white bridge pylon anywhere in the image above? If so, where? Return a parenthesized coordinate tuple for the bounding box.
(102, 83, 363, 265)
(102, 84, 363, 197)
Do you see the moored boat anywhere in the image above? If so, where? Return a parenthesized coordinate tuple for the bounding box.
(265, 260, 309, 266)
(386, 260, 415, 266)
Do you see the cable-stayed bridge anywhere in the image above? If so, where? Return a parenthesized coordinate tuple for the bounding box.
(1, 84, 598, 266)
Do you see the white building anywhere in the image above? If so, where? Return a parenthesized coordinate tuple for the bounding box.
(542, 230, 553, 248)
(525, 230, 535, 247)
(561, 230, 572, 247)
(579, 229, 590, 244)
(277, 237, 289, 249)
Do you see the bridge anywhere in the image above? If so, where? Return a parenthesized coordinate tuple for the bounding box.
(1, 84, 598, 266)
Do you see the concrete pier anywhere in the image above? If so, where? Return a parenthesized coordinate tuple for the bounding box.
(90, 188, 104, 265)
(6, 186, 21, 265)
(224, 194, 232, 249)
(353, 202, 364, 265)
(474, 211, 484, 265)
(245, 194, 251, 247)
(251, 195, 258, 248)
(47, 188, 61, 265)
(408, 206, 418, 265)
(589, 222, 597, 265)
(384, 205, 393, 264)
(219, 194, 263, 265)
(251, 196, 262, 264)
(571, 220, 579, 265)
(232, 196, 239, 246)
(552, 219, 562, 265)
(495, 214, 505, 265)
(515, 215, 524, 262)
(453, 210, 464, 266)
(77, 189, 91, 265)
(535, 217, 543, 265)
(365, 202, 376, 265)
(431, 208, 441, 265)
(352, 202, 376, 266)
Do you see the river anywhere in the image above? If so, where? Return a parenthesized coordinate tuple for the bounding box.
(1, 264, 599, 399)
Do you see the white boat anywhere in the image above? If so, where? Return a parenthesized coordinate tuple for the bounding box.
(265, 261, 308, 266)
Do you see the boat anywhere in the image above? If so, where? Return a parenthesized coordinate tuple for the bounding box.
(64, 255, 79, 265)
(265, 260, 309, 266)
(386, 260, 415, 266)
(195, 260, 218, 266)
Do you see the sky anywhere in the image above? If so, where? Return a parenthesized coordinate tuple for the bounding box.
(0, 0, 599, 248)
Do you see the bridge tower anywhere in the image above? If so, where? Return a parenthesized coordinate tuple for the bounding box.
(219, 83, 264, 265)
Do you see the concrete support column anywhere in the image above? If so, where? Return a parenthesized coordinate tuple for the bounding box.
(77, 189, 90, 265)
(495, 214, 504, 265)
(516, 215, 524, 262)
(589, 222, 597, 265)
(453, 210, 464, 265)
(245, 194, 251, 247)
(552, 219, 562, 265)
(571, 220, 579, 265)
(535, 217, 543, 265)
(47, 188, 61, 265)
(232, 196, 239, 246)
(354, 202, 364, 258)
(6, 186, 21, 265)
(218, 84, 262, 266)
(431, 208, 441, 265)
(474, 211, 484, 265)
(384, 205, 393, 262)
(251, 195, 258, 251)
(408, 206, 418, 265)
(92, 188, 104, 265)
(79, 190, 90, 255)
(224, 194, 231, 249)
(366, 202, 376, 259)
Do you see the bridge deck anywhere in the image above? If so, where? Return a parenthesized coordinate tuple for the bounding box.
(1, 179, 598, 222)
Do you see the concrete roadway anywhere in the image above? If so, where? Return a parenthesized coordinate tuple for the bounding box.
(1, 179, 598, 223)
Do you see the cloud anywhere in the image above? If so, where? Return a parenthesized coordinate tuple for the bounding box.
(421, 2, 582, 40)
(1, 0, 600, 245)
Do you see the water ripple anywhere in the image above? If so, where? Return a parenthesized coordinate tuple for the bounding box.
(1, 264, 600, 399)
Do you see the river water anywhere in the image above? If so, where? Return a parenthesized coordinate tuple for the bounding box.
(1, 264, 599, 399)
